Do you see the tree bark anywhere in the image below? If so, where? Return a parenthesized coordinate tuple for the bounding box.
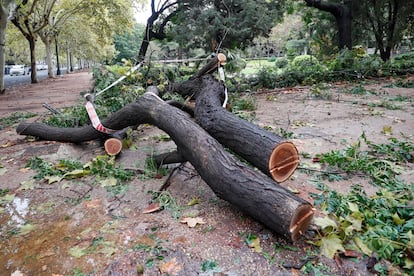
(304, 0, 353, 50)
(16, 89, 313, 241)
(169, 75, 299, 183)
(28, 38, 39, 83)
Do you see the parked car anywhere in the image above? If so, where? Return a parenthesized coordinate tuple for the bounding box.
(9, 65, 29, 76)
(37, 64, 48, 70)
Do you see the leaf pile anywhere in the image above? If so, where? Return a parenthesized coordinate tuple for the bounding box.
(26, 155, 133, 187)
(310, 134, 414, 272)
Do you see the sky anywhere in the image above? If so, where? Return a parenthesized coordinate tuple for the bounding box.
(134, 0, 151, 23)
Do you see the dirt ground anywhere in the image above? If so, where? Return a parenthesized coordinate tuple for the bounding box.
(0, 72, 413, 276)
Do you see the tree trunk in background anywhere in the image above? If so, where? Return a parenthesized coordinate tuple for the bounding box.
(304, 0, 353, 50)
(28, 38, 38, 83)
(0, 15, 7, 94)
(0, 0, 14, 94)
(41, 36, 55, 78)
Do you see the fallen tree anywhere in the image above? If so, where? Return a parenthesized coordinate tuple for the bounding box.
(16, 57, 313, 241)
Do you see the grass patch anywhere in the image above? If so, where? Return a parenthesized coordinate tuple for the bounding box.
(0, 112, 36, 130)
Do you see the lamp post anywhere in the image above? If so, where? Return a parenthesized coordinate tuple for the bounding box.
(55, 36, 61, 75)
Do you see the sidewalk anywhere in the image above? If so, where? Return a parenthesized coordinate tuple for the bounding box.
(0, 71, 93, 117)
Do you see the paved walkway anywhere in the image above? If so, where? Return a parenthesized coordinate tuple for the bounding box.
(0, 71, 93, 117)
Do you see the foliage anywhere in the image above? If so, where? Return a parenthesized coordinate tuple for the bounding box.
(356, 0, 414, 61)
(147, 190, 183, 220)
(133, 233, 168, 268)
(310, 134, 414, 273)
(250, 49, 414, 89)
(274, 57, 289, 69)
(0, 112, 36, 130)
(201, 260, 218, 272)
(26, 155, 133, 186)
(229, 94, 257, 121)
(113, 23, 145, 64)
(170, 0, 286, 52)
(318, 133, 413, 186)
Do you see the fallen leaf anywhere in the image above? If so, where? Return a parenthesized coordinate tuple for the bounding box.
(159, 258, 183, 275)
(246, 236, 262, 253)
(287, 186, 299, 194)
(63, 169, 87, 179)
(19, 167, 30, 173)
(187, 197, 200, 206)
(381, 125, 392, 135)
(143, 202, 162, 214)
(354, 237, 372, 256)
(99, 243, 117, 256)
(19, 180, 36, 191)
(1, 141, 14, 148)
(314, 216, 337, 229)
(180, 217, 206, 228)
(85, 199, 102, 209)
(19, 224, 36, 236)
(99, 177, 117, 187)
(320, 235, 345, 259)
(44, 175, 63, 184)
(68, 246, 87, 258)
(0, 167, 7, 176)
(0, 194, 15, 204)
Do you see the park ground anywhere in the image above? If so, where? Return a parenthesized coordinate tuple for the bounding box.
(0, 71, 413, 275)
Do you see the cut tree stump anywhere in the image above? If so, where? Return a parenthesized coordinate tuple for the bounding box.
(169, 75, 300, 183)
(16, 88, 313, 241)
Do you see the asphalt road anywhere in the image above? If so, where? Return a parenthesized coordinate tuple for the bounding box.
(4, 68, 67, 88)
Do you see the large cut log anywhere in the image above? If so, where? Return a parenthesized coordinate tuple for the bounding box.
(16, 89, 313, 241)
(169, 75, 299, 183)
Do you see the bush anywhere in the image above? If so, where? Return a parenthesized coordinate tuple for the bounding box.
(275, 57, 288, 69)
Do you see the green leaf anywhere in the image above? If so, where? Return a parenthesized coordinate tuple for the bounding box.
(0, 167, 7, 176)
(44, 175, 63, 184)
(0, 194, 15, 204)
(348, 202, 359, 212)
(392, 213, 405, 225)
(19, 224, 36, 236)
(314, 216, 337, 230)
(100, 177, 117, 187)
(69, 246, 87, 258)
(63, 169, 88, 179)
(19, 180, 36, 191)
(354, 237, 372, 256)
(344, 214, 363, 235)
(407, 230, 414, 248)
(404, 258, 414, 270)
(319, 235, 345, 259)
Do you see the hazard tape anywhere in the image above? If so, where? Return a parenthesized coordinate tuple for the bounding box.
(85, 101, 116, 134)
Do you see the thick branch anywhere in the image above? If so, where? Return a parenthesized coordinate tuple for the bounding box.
(16, 89, 313, 241)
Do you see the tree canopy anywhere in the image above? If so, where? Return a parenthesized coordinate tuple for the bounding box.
(170, 0, 286, 53)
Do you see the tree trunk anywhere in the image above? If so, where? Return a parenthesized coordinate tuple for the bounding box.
(304, 0, 353, 50)
(0, 11, 7, 94)
(29, 38, 38, 83)
(16, 89, 313, 241)
(41, 36, 55, 78)
(169, 75, 299, 183)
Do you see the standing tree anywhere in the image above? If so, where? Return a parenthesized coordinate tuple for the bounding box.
(0, 0, 16, 93)
(113, 23, 145, 63)
(304, 0, 353, 50)
(170, 0, 286, 54)
(137, 0, 285, 62)
(137, 0, 185, 62)
(11, 0, 57, 83)
(358, 0, 414, 61)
